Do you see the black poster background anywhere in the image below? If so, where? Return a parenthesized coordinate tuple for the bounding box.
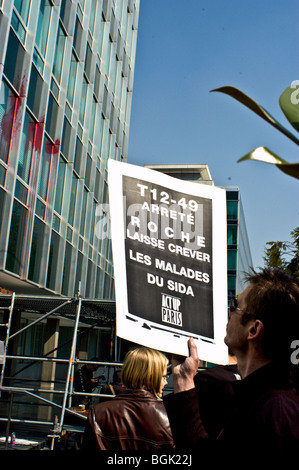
(123, 175, 214, 339)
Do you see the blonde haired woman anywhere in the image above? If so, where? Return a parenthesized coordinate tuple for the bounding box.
(82, 347, 174, 450)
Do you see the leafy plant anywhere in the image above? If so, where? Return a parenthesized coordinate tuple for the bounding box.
(210, 84, 299, 179)
(264, 227, 299, 279)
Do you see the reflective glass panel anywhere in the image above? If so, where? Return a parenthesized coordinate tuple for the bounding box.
(17, 111, 36, 183)
(227, 225, 238, 245)
(35, 0, 51, 57)
(28, 216, 45, 283)
(227, 201, 238, 220)
(68, 174, 78, 225)
(54, 156, 66, 214)
(6, 199, 27, 274)
(37, 138, 51, 200)
(0, 81, 16, 164)
(227, 250, 237, 270)
(14, 0, 30, 25)
(53, 25, 66, 84)
(46, 230, 61, 290)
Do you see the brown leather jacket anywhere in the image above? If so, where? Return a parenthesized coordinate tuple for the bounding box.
(82, 388, 175, 450)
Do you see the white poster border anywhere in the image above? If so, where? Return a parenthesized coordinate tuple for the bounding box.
(108, 159, 228, 364)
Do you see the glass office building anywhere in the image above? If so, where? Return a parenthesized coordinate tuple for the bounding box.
(145, 164, 253, 300)
(226, 187, 253, 298)
(0, 0, 140, 299)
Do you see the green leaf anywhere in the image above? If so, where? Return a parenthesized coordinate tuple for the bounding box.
(237, 146, 299, 180)
(279, 85, 299, 133)
(210, 86, 299, 146)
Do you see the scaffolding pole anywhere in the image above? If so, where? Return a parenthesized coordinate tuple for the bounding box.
(0, 294, 121, 449)
(0, 293, 15, 390)
(57, 297, 82, 434)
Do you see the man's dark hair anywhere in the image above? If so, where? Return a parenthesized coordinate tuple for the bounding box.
(241, 268, 299, 363)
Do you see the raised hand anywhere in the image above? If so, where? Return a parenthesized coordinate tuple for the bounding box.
(171, 338, 200, 393)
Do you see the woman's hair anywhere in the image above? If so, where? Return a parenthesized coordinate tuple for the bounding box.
(121, 347, 168, 397)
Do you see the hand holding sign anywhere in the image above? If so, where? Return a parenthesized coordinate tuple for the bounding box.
(171, 338, 200, 392)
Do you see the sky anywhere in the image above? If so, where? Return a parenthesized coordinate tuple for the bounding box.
(127, 0, 299, 270)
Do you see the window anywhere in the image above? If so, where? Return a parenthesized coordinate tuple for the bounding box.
(227, 201, 238, 221)
(67, 52, 78, 107)
(80, 188, 88, 237)
(89, 199, 97, 246)
(227, 225, 237, 245)
(17, 320, 45, 358)
(14, 179, 28, 204)
(74, 136, 84, 175)
(226, 191, 239, 201)
(4, 28, 27, 91)
(61, 116, 72, 158)
(0, 188, 6, 239)
(97, 114, 104, 152)
(54, 156, 66, 214)
(37, 138, 52, 200)
(97, 17, 105, 56)
(46, 92, 59, 139)
(46, 230, 61, 290)
(88, 0, 97, 35)
(11, 9, 26, 43)
(94, 167, 103, 202)
(85, 259, 95, 298)
(17, 111, 36, 184)
(35, 0, 52, 58)
(0, 81, 17, 164)
(14, 0, 30, 25)
(114, 60, 122, 99)
(0, 165, 5, 187)
(6, 199, 27, 274)
(84, 42, 93, 82)
(27, 64, 44, 116)
(73, 15, 83, 58)
(108, 42, 117, 91)
(53, 24, 67, 85)
(78, 0, 85, 14)
(79, 76, 88, 124)
(89, 96, 97, 141)
(28, 216, 45, 283)
(61, 242, 73, 295)
(101, 117, 110, 158)
(85, 153, 93, 189)
(228, 274, 236, 299)
(68, 173, 78, 226)
(59, 0, 67, 26)
(227, 250, 237, 271)
(75, 251, 84, 296)
(105, 40, 111, 77)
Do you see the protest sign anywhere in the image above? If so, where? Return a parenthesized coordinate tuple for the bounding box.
(108, 159, 228, 363)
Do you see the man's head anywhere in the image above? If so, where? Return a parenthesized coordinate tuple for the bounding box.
(86, 357, 100, 371)
(225, 268, 299, 364)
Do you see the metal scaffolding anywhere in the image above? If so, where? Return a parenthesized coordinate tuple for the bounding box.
(0, 293, 123, 450)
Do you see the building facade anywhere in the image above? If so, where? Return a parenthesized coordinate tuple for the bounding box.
(0, 0, 139, 299)
(226, 187, 252, 298)
(145, 164, 253, 300)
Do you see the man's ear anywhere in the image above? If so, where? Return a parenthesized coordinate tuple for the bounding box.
(247, 320, 264, 341)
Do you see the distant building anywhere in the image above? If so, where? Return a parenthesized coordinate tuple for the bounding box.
(0, 0, 140, 299)
(225, 186, 252, 297)
(145, 164, 253, 299)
